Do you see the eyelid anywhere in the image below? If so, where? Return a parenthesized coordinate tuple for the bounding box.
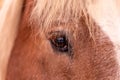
(47, 31, 67, 40)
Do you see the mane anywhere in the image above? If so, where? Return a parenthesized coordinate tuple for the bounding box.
(0, 0, 24, 80)
(31, 0, 94, 30)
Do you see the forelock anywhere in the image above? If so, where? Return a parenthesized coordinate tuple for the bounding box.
(30, 0, 95, 28)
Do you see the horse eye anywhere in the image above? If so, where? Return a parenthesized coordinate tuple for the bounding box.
(51, 36, 68, 52)
(49, 31, 72, 53)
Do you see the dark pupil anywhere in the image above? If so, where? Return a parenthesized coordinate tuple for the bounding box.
(55, 37, 67, 48)
(51, 36, 68, 52)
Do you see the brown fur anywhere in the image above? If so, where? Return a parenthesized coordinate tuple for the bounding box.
(6, 0, 119, 80)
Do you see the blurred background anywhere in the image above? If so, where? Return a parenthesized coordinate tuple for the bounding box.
(0, 0, 3, 9)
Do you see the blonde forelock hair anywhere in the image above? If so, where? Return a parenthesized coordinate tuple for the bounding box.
(30, 0, 94, 29)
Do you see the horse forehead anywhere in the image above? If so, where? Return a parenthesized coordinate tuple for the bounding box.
(88, 0, 120, 69)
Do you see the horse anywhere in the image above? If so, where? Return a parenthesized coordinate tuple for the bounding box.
(0, 0, 120, 80)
